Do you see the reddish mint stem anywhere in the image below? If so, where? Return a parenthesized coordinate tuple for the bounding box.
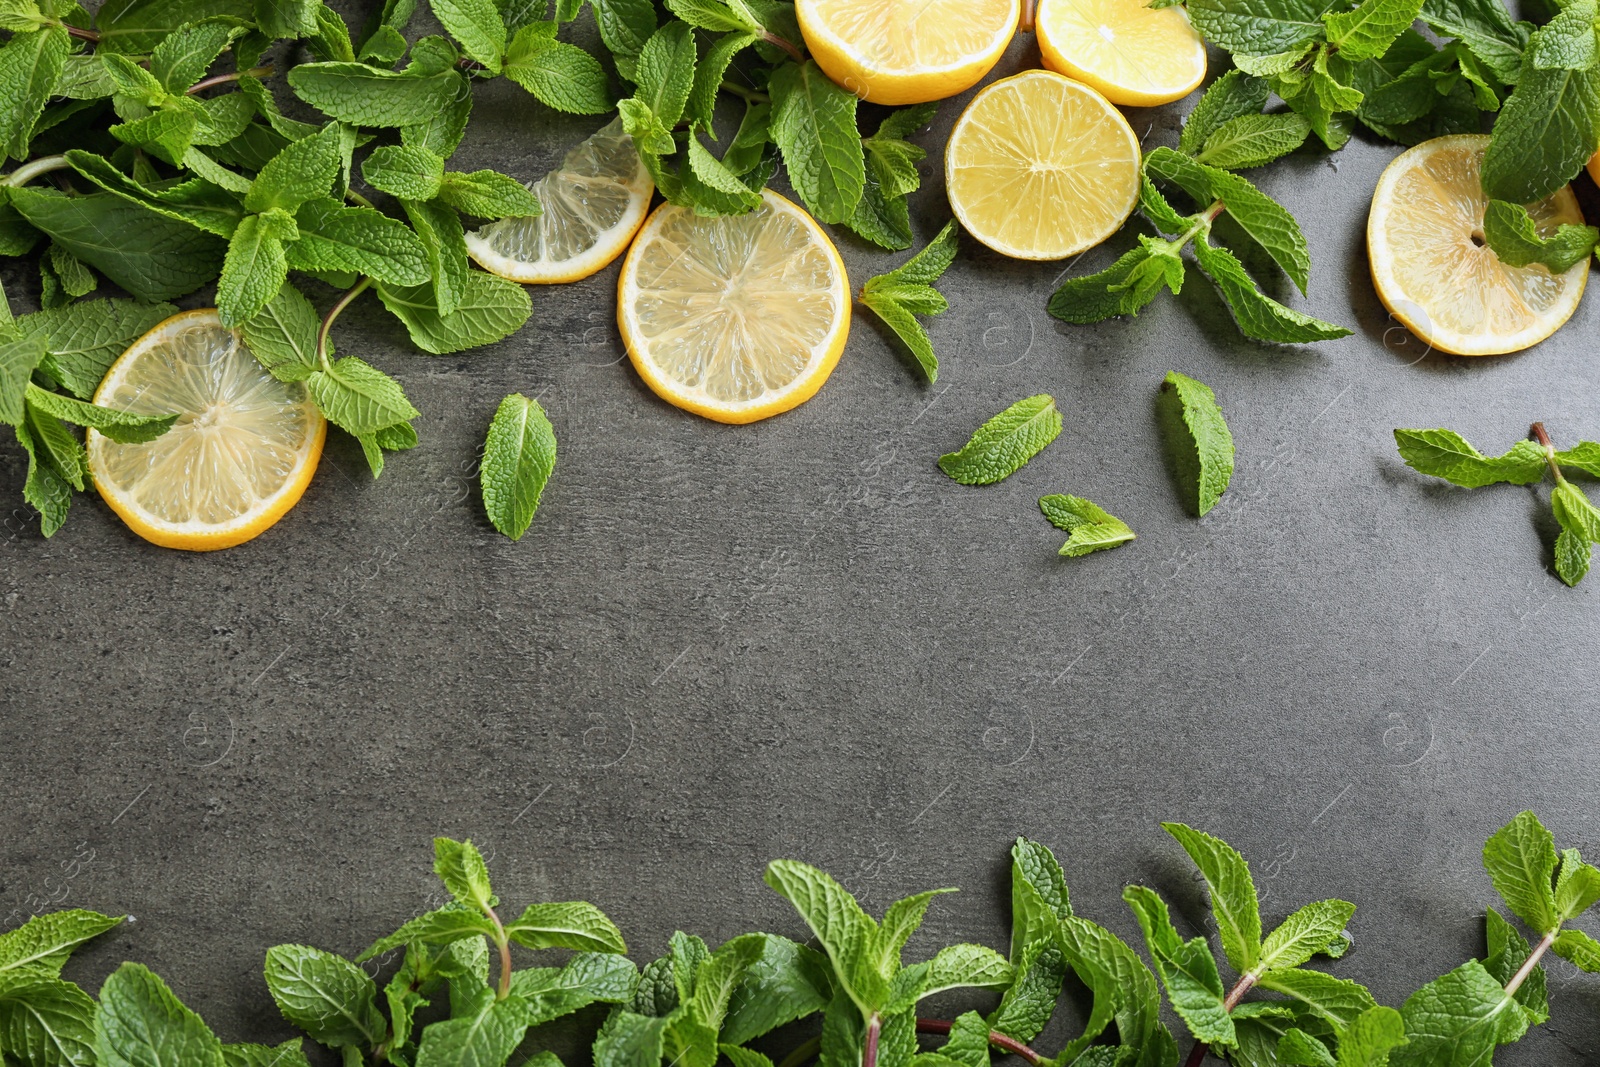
(64, 23, 98, 41)
(760, 28, 805, 64)
(914, 1020, 1045, 1066)
(863, 1014, 882, 1067)
(1505, 930, 1558, 998)
(1532, 422, 1565, 481)
(1181, 971, 1257, 1067)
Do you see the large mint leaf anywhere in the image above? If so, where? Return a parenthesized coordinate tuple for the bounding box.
(308, 356, 419, 437)
(216, 215, 287, 327)
(357, 905, 498, 961)
(24, 384, 175, 443)
(286, 198, 430, 286)
(414, 986, 531, 1067)
(400, 198, 470, 318)
(245, 125, 341, 214)
(1258, 900, 1355, 973)
(1420, 0, 1527, 82)
(1123, 886, 1233, 1045)
(1482, 50, 1600, 203)
(504, 26, 612, 114)
(0, 26, 68, 162)
(769, 60, 863, 225)
(1389, 961, 1520, 1066)
(1185, 0, 1328, 59)
(149, 21, 238, 93)
(1181, 70, 1272, 154)
(1190, 237, 1350, 343)
(937, 395, 1061, 486)
(1255, 969, 1377, 1033)
(504, 901, 622, 952)
(430, 0, 506, 72)
(1324, 0, 1427, 61)
(634, 21, 696, 127)
(263, 945, 385, 1049)
(720, 937, 832, 1045)
(240, 283, 319, 383)
(1162, 822, 1261, 973)
(0, 973, 99, 1067)
(763, 860, 887, 1016)
(1483, 810, 1561, 934)
(94, 963, 225, 1067)
(1054, 915, 1177, 1067)
(93, 0, 252, 54)
(65, 152, 244, 237)
(375, 273, 530, 355)
(9, 187, 225, 302)
(1482, 198, 1597, 272)
(287, 62, 463, 127)
(0, 910, 122, 975)
(988, 937, 1066, 1044)
(1393, 429, 1548, 487)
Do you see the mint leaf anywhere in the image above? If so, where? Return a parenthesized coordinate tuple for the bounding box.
(65, 153, 244, 238)
(357, 905, 499, 961)
(1389, 961, 1519, 1066)
(634, 21, 696, 128)
(687, 30, 756, 128)
(401, 84, 473, 156)
(1420, 0, 1527, 83)
(920, 945, 1011, 999)
(479, 393, 556, 542)
(263, 945, 385, 1049)
(1054, 915, 1177, 1067)
(1181, 70, 1272, 155)
(24, 402, 85, 489)
(988, 937, 1066, 1044)
(1123, 885, 1233, 1045)
(1482, 199, 1597, 272)
(1277, 1029, 1335, 1067)
(0, 910, 121, 975)
(769, 60, 863, 225)
(221, 1041, 313, 1067)
(1160, 370, 1235, 517)
(434, 838, 496, 912)
(308, 356, 419, 439)
(1324, 0, 1427, 61)
(1258, 900, 1355, 973)
(1394, 429, 1548, 487)
(9, 187, 226, 302)
(217, 214, 287, 327)
(1162, 822, 1261, 973)
(666, 0, 760, 31)
(362, 144, 446, 201)
(592, 0, 658, 77)
(1196, 112, 1311, 169)
(0, 26, 68, 162)
(1551, 928, 1600, 971)
(1555, 851, 1600, 918)
(240, 283, 319, 383)
(0, 329, 46, 424)
(1008, 838, 1072, 961)
(721, 938, 831, 1044)
(1049, 239, 1184, 325)
(1039, 494, 1136, 557)
(594, 1010, 670, 1067)
(505, 901, 623, 953)
(254, 0, 318, 38)
(1191, 236, 1350, 343)
(1552, 478, 1600, 541)
(431, 0, 506, 72)
(1184, 0, 1326, 60)
(245, 125, 342, 213)
(415, 986, 530, 1067)
(0, 972, 100, 1067)
(149, 21, 239, 93)
(859, 220, 958, 383)
(1482, 47, 1600, 203)
(503, 26, 612, 113)
(1556, 526, 1593, 585)
(288, 62, 464, 127)
(375, 272, 530, 355)
(286, 198, 431, 286)
(763, 860, 887, 1016)
(400, 198, 470, 317)
(938, 395, 1061, 486)
(12, 417, 71, 535)
(94, 963, 224, 1067)
(438, 170, 541, 219)
(1553, 441, 1600, 477)
(24, 383, 175, 442)
(1335, 1007, 1408, 1067)
(1255, 969, 1377, 1033)
(1272, 49, 1363, 148)
(1483, 907, 1549, 1023)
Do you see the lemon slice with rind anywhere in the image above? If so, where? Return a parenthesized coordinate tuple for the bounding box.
(945, 69, 1141, 260)
(1036, 0, 1206, 107)
(465, 118, 654, 284)
(87, 309, 325, 551)
(796, 0, 1020, 105)
(1368, 134, 1588, 357)
(617, 189, 851, 424)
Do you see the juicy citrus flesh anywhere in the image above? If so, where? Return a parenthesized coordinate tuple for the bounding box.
(1036, 0, 1206, 106)
(465, 118, 654, 284)
(618, 190, 850, 424)
(797, 0, 1020, 105)
(87, 310, 325, 550)
(945, 70, 1141, 260)
(1368, 134, 1588, 357)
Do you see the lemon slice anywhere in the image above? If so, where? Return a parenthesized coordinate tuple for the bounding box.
(465, 118, 654, 284)
(617, 189, 850, 424)
(1368, 134, 1588, 357)
(945, 69, 1140, 260)
(796, 0, 1020, 105)
(1036, 0, 1206, 106)
(87, 309, 325, 551)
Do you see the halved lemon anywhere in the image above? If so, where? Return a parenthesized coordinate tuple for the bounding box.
(945, 69, 1140, 260)
(87, 310, 325, 551)
(617, 189, 850, 424)
(795, 0, 1020, 105)
(1036, 0, 1205, 106)
(1369, 134, 1588, 357)
(465, 118, 653, 284)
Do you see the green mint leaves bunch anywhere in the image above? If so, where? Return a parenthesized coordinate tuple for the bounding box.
(1389, 811, 1600, 1065)
(1127, 822, 1396, 1067)
(859, 219, 958, 383)
(1395, 422, 1600, 585)
(0, 907, 123, 1065)
(1048, 136, 1349, 345)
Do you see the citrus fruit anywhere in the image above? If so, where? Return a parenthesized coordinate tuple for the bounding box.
(86, 309, 325, 551)
(1035, 0, 1206, 106)
(617, 189, 850, 424)
(945, 69, 1140, 260)
(795, 0, 1020, 105)
(465, 118, 654, 284)
(1368, 134, 1588, 357)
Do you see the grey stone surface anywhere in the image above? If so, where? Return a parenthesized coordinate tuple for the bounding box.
(2, 16, 1600, 1066)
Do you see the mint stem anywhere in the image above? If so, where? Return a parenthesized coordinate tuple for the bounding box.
(1180, 971, 1256, 1067)
(62, 23, 98, 41)
(719, 79, 771, 104)
(759, 28, 805, 65)
(1532, 422, 1565, 482)
(187, 65, 273, 94)
(862, 1013, 881, 1067)
(914, 1019, 1045, 1066)
(774, 1035, 821, 1067)
(1, 155, 70, 188)
(1504, 930, 1558, 998)
(485, 906, 514, 1000)
(316, 277, 372, 371)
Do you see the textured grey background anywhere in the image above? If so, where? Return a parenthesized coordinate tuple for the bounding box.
(2, 11, 1599, 1065)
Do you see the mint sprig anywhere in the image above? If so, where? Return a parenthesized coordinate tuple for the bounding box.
(858, 219, 957, 383)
